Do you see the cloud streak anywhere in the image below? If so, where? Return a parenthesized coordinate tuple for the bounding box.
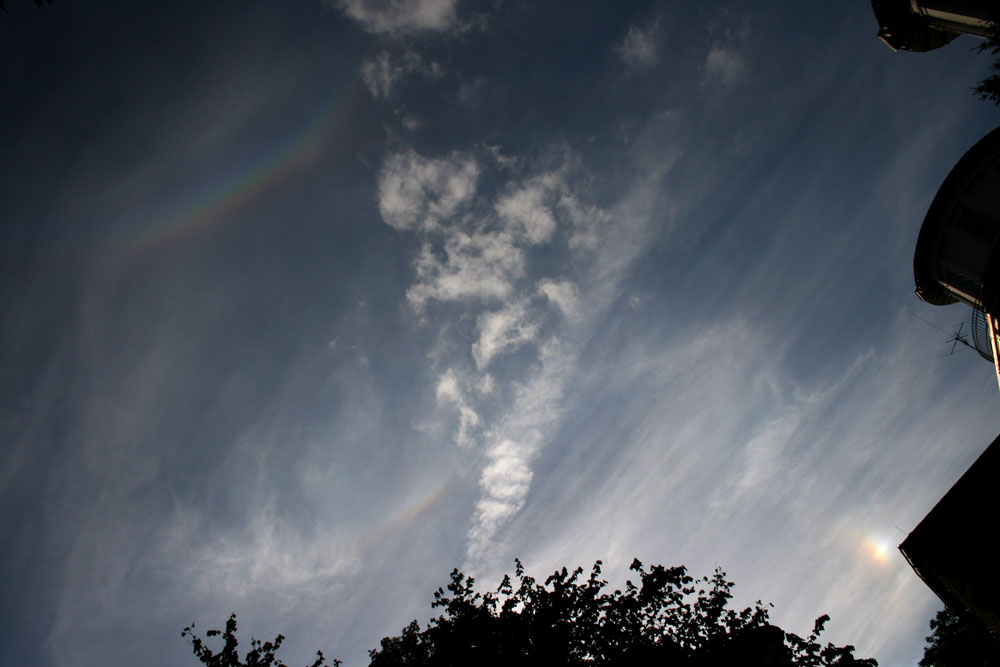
(375, 143, 672, 569)
(701, 11, 749, 89)
(360, 50, 442, 99)
(331, 0, 459, 34)
(377, 150, 479, 232)
(617, 19, 661, 69)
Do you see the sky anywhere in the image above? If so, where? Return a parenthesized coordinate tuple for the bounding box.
(1, 2, 999, 665)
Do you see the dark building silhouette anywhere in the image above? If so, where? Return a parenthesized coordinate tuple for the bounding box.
(877, 2, 1000, 640)
(900, 432, 1000, 634)
(904, 130, 1000, 634)
(872, 0, 999, 51)
(913, 126, 1000, 390)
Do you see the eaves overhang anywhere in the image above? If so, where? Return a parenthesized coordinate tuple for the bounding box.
(871, 0, 960, 51)
(913, 127, 1000, 306)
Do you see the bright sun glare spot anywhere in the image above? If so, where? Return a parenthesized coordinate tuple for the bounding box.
(863, 536, 891, 566)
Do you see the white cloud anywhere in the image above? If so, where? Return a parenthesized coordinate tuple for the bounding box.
(701, 11, 749, 89)
(559, 191, 611, 251)
(375, 151, 586, 312)
(436, 368, 481, 447)
(703, 45, 744, 88)
(458, 165, 670, 570)
(498, 299, 1000, 665)
(495, 177, 559, 244)
(472, 438, 533, 528)
(375, 146, 655, 571)
(331, 0, 459, 34)
(435, 368, 462, 404)
(377, 150, 479, 231)
(733, 414, 801, 494)
(400, 114, 421, 131)
(360, 50, 442, 99)
(406, 231, 524, 308)
(466, 340, 570, 566)
(537, 279, 580, 321)
(484, 143, 517, 170)
(472, 301, 538, 370)
(361, 51, 399, 99)
(617, 20, 660, 69)
(180, 508, 359, 609)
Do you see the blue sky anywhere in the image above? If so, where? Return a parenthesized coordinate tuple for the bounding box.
(2, 2, 999, 665)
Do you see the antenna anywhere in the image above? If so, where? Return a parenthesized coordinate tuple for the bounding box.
(946, 321, 975, 356)
(906, 311, 976, 356)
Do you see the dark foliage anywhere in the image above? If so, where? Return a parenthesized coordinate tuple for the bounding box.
(182, 614, 339, 667)
(920, 606, 1000, 667)
(368, 559, 877, 666)
(184, 559, 877, 666)
(974, 28, 1000, 106)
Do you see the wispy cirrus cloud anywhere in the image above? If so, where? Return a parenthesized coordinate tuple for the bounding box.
(375, 144, 667, 569)
(360, 50, 442, 99)
(616, 18, 661, 69)
(505, 306, 997, 661)
(466, 336, 571, 565)
(701, 11, 749, 89)
(703, 45, 745, 88)
(537, 279, 580, 321)
(435, 368, 481, 448)
(330, 0, 460, 35)
(472, 300, 538, 370)
(165, 504, 361, 610)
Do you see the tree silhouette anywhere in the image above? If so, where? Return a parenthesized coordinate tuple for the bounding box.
(974, 27, 1000, 106)
(185, 559, 877, 666)
(367, 558, 875, 666)
(920, 606, 1000, 667)
(182, 614, 339, 667)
